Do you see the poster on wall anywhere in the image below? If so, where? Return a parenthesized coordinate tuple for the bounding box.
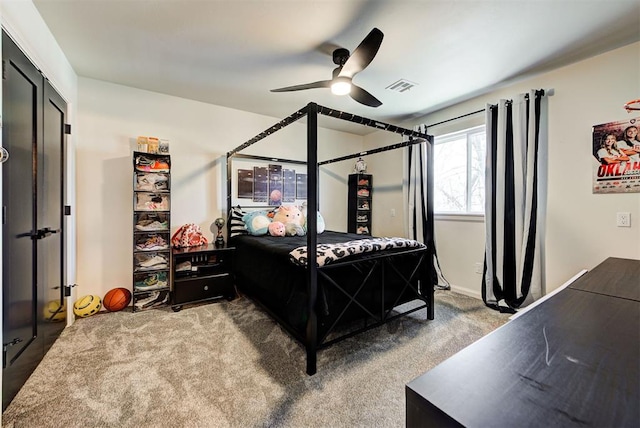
(268, 164, 283, 206)
(282, 169, 296, 203)
(232, 159, 307, 207)
(237, 169, 254, 199)
(592, 117, 640, 194)
(296, 173, 307, 199)
(253, 166, 268, 202)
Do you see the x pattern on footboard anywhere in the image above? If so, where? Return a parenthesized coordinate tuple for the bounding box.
(315, 248, 433, 349)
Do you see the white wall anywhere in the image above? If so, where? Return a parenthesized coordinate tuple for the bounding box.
(77, 78, 360, 299)
(366, 42, 640, 298)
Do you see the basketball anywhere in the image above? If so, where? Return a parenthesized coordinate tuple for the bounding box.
(44, 300, 66, 322)
(73, 295, 102, 318)
(103, 288, 132, 312)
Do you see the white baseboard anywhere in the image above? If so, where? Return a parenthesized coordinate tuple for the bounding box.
(445, 284, 482, 300)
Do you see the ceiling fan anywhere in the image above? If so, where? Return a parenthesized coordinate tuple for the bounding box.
(271, 28, 384, 107)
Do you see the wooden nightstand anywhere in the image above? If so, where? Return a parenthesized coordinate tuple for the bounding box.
(171, 244, 235, 311)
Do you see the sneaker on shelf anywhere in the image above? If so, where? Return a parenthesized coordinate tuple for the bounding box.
(136, 290, 170, 310)
(360, 202, 370, 210)
(135, 273, 168, 291)
(135, 291, 160, 310)
(151, 160, 170, 172)
(154, 273, 168, 288)
(153, 181, 169, 191)
(135, 235, 168, 251)
(357, 214, 367, 222)
(136, 220, 168, 231)
(135, 277, 157, 290)
(135, 156, 154, 171)
(357, 189, 370, 197)
(136, 160, 170, 173)
(135, 278, 156, 290)
(149, 290, 170, 307)
(136, 179, 155, 192)
(150, 236, 168, 250)
(137, 160, 170, 173)
(175, 261, 192, 272)
(139, 173, 168, 183)
(138, 196, 168, 211)
(357, 179, 369, 186)
(138, 254, 167, 268)
(139, 262, 168, 271)
(357, 226, 369, 234)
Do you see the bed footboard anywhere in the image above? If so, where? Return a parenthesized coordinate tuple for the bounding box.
(305, 246, 433, 374)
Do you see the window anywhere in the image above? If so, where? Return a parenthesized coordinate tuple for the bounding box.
(433, 125, 485, 215)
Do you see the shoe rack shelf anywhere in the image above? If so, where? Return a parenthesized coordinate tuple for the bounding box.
(132, 151, 171, 312)
(347, 173, 372, 235)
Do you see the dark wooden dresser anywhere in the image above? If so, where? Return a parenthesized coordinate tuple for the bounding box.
(406, 257, 640, 427)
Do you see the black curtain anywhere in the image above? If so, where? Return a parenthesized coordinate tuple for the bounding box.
(483, 90, 547, 312)
(405, 125, 449, 290)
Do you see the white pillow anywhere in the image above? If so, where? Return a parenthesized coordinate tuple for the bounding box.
(304, 211, 325, 234)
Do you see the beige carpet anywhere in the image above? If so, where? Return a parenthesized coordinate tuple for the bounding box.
(2, 290, 509, 427)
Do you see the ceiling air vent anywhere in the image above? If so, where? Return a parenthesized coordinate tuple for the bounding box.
(386, 79, 417, 93)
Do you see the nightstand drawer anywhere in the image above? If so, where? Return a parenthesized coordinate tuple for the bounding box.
(173, 273, 234, 304)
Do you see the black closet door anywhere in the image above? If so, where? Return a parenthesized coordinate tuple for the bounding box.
(2, 31, 67, 410)
(2, 30, 43, 409)
(40, 80, 67, 354)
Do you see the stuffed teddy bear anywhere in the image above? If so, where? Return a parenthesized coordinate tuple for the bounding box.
(273, 205, 305, 236)
(268, 221, 285, 237)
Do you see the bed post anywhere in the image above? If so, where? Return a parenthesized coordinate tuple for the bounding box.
(425, 136, 435, 320)
(226, 153, 232, 235)
(306, 102, 319, 375)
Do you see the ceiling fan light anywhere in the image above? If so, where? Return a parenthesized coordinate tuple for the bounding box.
(331, 80, 351, 96)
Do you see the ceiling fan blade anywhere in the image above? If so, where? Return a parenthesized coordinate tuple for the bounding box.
(339, 28, 384, 79)
(270, 80, 332, 92)
(350, 84, 382, 108)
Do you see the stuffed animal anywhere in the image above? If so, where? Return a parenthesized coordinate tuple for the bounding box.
(242, 210, 271, 236)
(285, 223, 305, 236)
(268, 221, 285, 237)
(300, 202, 326, 234)
(273, 205, 305, 236)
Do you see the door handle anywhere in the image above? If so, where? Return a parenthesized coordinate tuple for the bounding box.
(0, 147, 8, 164)
(38, 227, 60, 238)
(3, 337, 23, 369)
(3, 337, 23, 351)
(17, 227, 61, 240)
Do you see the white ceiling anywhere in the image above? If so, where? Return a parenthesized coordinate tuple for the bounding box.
(34, 0, 640, 134)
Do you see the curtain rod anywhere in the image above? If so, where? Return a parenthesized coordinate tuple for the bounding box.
(489, 89, 547, 109)
(427, 89, 549, 126)
(426, 108, 485, 128)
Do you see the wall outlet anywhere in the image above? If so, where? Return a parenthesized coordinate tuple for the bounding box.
(616, 212, 631, 227)
(474, 262, 483, 274)
(390, 208, 396, 217)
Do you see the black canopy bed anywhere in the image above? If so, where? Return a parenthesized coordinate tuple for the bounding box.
(226, 102, 436, 375)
